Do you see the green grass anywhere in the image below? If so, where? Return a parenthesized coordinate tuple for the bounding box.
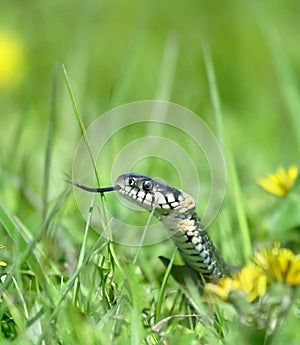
(0, 1, 300, 344)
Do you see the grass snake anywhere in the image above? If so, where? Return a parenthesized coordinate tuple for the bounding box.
(73, 172, 230, 283)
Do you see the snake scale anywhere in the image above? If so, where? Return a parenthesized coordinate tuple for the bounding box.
(73, 172, 230, 283)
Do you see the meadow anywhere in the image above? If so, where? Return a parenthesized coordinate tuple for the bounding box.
(0, 1, 300, 344)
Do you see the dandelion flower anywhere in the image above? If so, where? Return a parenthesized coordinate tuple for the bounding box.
(206, 264, 267, 302)
(238, 263, 267, 302)
(254, 242, 300, 286)
(0, 245, 6, 267)
(0, 30, 25, 88)
(205, 276, 240, 301)
(205, 243, 300, 303)
(257, 165, 298, 197)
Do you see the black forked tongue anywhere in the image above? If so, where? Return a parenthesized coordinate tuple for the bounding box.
(71, 181, 119, 193)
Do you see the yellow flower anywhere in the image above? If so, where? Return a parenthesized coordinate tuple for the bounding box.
(238, 263, 267, 302)
(0, 30, 25, 88)
(205, 243, 300, 303)
(254, 242, 300, 285)
(257, 165, 298, 197)
(205, 264, 267, 302)
(0, 245, 7, 267)
(205, 276, 240, 301)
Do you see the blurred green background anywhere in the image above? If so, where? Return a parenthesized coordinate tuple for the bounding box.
(0, 1, 300, 343)
(1, 0, 299, 190)
(1, 0, 300, 256)
(1, 0, 299, 251)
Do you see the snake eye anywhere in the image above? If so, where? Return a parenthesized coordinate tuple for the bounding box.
(128, 177, 136, 186)
(142, 180, 153, 191)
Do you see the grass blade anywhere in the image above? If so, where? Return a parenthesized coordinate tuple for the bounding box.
(203, 45, 252, 262)
(72, 192, 96, 302)
(155, 248, 177, 323)
(0, 187, 70, 293)
(61, 64, 102, 185)
(42, 64, 59, 220)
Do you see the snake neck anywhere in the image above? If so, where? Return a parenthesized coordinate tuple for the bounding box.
(155, 194, 230, 282)
(111, 173, 230, 282)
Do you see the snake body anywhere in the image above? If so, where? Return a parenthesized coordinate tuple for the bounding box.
(74, 172, 230, 282)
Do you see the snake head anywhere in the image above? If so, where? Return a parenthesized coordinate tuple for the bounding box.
(71, 172, 195, 215)
(115, 172, 195, 214)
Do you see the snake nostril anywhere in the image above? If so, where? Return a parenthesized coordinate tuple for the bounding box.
(128, 178, 135, 186)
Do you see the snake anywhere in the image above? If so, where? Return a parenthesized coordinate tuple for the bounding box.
(72, 172, 230, 283)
